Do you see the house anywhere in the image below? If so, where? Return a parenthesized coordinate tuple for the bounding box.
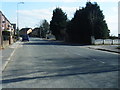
(19, 28, 32, 36)
(11, 24, 16, 35)
(29, 28, 40, 37)
(0, 11, 15, 49)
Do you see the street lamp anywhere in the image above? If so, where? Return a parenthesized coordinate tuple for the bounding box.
(17, 2, 24, 38)
(89, 10, 96, 44)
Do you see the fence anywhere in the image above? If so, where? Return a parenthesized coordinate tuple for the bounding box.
(94, 39, 120, 45)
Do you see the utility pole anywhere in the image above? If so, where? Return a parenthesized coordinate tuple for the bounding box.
(89, 10, 95, 44)
(17, 2, 24, 39)
(0, 12, 3, 48)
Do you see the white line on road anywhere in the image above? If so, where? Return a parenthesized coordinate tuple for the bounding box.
(100, 61, 105, 63)
(92, 58, 105, 64)
(77, 54, 81, 55)
(92, 59, 96, 61)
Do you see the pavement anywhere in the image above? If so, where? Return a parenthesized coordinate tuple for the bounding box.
(1, 40, 119, 72)
(86, 45, 120, 54)
(1, 41, 20, 71)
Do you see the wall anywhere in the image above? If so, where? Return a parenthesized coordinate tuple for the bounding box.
(3, 40, 9, 48)
(95, 39, 120, 45)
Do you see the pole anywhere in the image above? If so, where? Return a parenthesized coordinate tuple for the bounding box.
(17, 3, 19, 39)
(90, 10, 95, 45)
(17, 2, 24, 39)
(0, 14, 3, 48)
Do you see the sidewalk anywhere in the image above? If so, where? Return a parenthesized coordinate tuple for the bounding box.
(86, 45, 120, 54)
(1, 41, 20, 71)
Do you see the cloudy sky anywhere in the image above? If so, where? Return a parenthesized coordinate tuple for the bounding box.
(0, 0, 119, 36)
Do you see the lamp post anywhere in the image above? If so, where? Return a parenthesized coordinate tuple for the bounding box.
(17, 2, 24, 39)
(89, 10, 96, 45)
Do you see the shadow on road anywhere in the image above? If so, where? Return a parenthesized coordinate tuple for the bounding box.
(2, 68, 119, 84)
(23, 40, 87, 46)
(2, 52, 119, 84)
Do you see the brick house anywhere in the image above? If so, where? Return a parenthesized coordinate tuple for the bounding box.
(0, 11, 16, 49)
(19, 28, 32, 36)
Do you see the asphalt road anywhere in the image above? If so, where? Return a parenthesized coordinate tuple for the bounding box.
(2, 38, 119, 88)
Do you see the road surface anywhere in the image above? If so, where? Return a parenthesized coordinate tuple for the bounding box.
(2, 38, 119, 88)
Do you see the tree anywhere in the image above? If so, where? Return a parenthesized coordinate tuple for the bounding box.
(66, 7, 91, 44)
(40, 20, 50, 38)
(66, 2, 109, 44)
(34, 19, 50, 38)
(85, 2, 109, 39)
(50, 7, 67, 40)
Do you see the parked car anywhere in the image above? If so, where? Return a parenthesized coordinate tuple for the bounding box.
(22, 35, 29, 41)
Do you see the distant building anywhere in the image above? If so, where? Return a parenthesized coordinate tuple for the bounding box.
(11, 24, 16, 35)
(19, 28, 32, 36)
(119, 34, 120, 39)
(29, 28, 41, 37)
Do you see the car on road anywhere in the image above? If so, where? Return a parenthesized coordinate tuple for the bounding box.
(22, 35, 29, 41)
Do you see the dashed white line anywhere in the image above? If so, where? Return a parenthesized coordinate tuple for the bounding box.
(100, 61, 105, 63)
(92, 58, 105, 64)
(77, 54, 81, 55)
(92, 59, 96, 61)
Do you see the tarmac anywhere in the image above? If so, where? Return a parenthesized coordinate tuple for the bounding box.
(0, 40, 120, 72)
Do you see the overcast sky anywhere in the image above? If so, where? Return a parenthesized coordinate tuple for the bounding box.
(0, 0, 119, 36)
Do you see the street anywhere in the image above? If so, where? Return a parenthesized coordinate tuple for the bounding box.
(2, 38, 119, 88)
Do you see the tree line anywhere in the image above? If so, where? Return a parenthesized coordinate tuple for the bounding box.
(50, 2, 110, 44)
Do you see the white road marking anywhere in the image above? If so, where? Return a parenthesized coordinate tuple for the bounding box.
(77, 54, 81, 55)
(100, 61, 105, 63)
(92, 58, 105, 64)
(92, 59, 96, 61)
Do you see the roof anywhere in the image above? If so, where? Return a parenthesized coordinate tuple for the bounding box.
(0, 11, 11, 24)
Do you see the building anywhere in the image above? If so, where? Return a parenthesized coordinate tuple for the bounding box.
(0, 11, 15, 49)
(19, 28, 32, 36)
(29, 28, 40, 37)
(11, 24, 16, 35)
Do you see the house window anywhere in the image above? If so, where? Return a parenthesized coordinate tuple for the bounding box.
(2, 21, 5, 23)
